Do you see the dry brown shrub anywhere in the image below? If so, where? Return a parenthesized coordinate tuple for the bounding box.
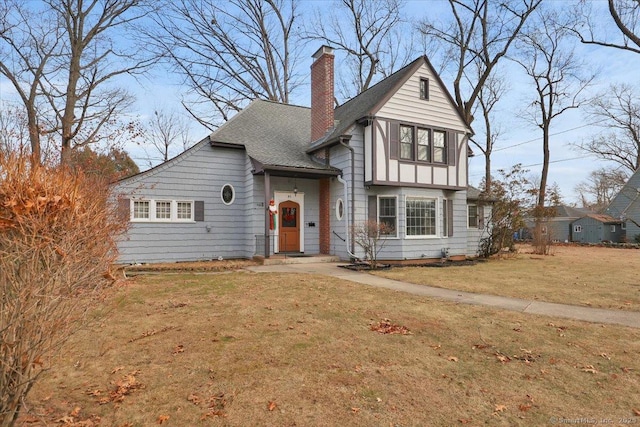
(0, 152, 127, 427)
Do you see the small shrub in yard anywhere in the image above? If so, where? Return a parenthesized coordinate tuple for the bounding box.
(0, 152, 127, 427)
(351, 220, 394, 269)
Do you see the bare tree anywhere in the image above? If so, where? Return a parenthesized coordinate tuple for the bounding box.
(512, 6, 594, 253)
(0, 0, 154, 165)
(469, 66, 508, 192)
(577, 84, 640, 174)
(304, 0, 415, 100)
(147, 0, 302, 129)
(144, 108, 193, 163)
(418, 0, 541, 126)
(574, 0, 640, 54)
(351, 220, 395, 269)
(575, 167, 629, 212)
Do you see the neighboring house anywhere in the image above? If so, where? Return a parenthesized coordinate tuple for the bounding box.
(605, 169, 640, 242)
(114, 46, 488, 264)
(521, 205, 589, 242)
(571, 214, 625, 243)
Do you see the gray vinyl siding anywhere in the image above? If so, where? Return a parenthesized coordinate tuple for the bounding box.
(571, 217, 624, 243)
(606, 171, 640, 242)
(114, 141, 251, 263)
(360, 187, 468, 261)
(328, 126, 367, 260)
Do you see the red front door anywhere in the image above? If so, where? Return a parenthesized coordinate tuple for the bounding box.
(279, 200, 300, 252)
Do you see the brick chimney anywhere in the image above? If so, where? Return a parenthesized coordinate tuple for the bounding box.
(310, 46, 335, 142)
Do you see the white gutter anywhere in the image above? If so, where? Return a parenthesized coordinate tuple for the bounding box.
(337, 174, 358, 260)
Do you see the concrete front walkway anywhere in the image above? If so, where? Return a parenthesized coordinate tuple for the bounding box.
(245, 262, 640, 329)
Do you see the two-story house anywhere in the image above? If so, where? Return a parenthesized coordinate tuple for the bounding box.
(114, 46, 488, 264)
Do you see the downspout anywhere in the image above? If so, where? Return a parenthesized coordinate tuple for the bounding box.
(338, 137, 356, 258)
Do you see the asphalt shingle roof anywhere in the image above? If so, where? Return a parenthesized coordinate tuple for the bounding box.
(209, 100, 336, 172)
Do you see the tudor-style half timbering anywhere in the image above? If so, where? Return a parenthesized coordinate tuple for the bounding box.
(364, 118, 467, 189)
(363, 61, 469, 190)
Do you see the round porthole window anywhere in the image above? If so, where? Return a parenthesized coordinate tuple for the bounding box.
(221, 184, 235, 205)
(336, 198, 344, 220)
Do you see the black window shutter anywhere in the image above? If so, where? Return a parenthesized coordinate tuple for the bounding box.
(448, 199, 454, 236)
(118, 197, 130, 221)
(447, 132, 456, 166)
(368, 196, 377, 222)
(195, 200, 205, 221)
(478, 205, 485, 229)
(389, 122, 399, 159)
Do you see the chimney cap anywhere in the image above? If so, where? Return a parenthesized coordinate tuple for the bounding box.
(312, 45, 334, 59)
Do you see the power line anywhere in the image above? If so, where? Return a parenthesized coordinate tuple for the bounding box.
(469, 154, 595, 177)
(491, 119, 609, 153)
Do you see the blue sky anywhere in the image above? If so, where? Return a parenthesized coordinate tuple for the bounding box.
(3, 0, 640, 205)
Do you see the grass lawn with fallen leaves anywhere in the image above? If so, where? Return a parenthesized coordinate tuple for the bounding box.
(373, 245, 640, 311)
(22, 266, 640, 426)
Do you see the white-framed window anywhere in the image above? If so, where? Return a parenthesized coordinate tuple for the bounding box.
(176, 201, 194, 221)
(406, 197, 437, 237)
(468, 204, 478, 228)
(221, 184, 235, 205)
(378, 196, 397, 237)
(335, 198, 344, 220)
(133, 200, 150, 220)
(131, 199, 195, 223)
(574, 225, 582, 233)
(622, 222, 626, 230)
(611, 225, 616, 232)
(155, 200, 172, 220)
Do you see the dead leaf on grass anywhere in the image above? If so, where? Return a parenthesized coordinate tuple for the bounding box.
(448, 356, 459, 362)
(370, 319, 412, 335)
(188, 393, 201, 405)
(494, 404, 507, 413)
(267, 401, 277, 411)
(632, 408, 640, 416)
(351, 407, 360, 413)
(157, 414, 170, 424)
(519, 404, 532, 412)
(495, 353, 511, 364)
(431, 344, 441, 350)
(172, 344, 185, 354)
(111, 366, 124, 374)
(581, 365, 598, 374)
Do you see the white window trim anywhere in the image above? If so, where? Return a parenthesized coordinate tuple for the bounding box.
(130, 199, 196, 223)
(378, 195, 399, 239)
(610, 225, 616, 232)
(221, 184, 235, 205)
(153, 199, 173, 222)
(621, 222, 626, 230)
(175, 200, 195, 222)
(335, 198, 344, 221)
(574, 225, 582, 233)
(404, 196, 438, 239)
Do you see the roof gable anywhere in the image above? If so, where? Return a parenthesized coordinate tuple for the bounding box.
(309, 55, 471, 151)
